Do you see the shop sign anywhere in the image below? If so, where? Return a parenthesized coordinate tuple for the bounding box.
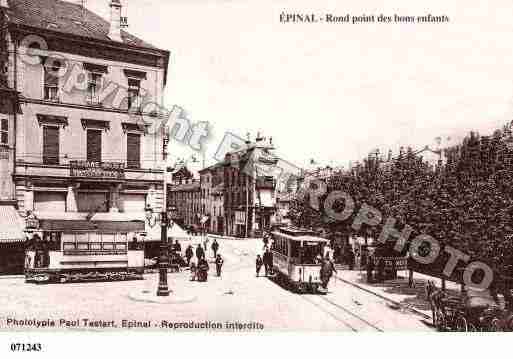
(70, 161, 125, 179)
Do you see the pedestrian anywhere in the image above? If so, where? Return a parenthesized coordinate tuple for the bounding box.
(215, 254, 224, 277)
(185, 245, 194, 266)
(320, 254, 337, 290)
(263, 234, 269, 248)
(203, 236, 210, 252)
(367, 254, 375, 283)
(263, 248, 274, 276)
(174, 240, 182, 255)
(211, 239, 219, 258)
(256, 254, 263, 277)
(190, 256, 197, 281)
(196, 244, 205, 260)
(198, 257, 209, 282)
(347, 248, 355, 270)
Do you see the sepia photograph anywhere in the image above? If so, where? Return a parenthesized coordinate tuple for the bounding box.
(1, 0, 513, 355)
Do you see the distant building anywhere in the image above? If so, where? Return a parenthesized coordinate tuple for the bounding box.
(223, 135, 279, 237)
(168, 181, 200, 230)
(198, 163, 224, 235)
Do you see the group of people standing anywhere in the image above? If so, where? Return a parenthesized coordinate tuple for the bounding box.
(184, 238, 224, 281)
(255, 248, 274, 277)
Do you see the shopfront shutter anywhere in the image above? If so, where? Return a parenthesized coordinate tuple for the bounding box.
(126, 133, 141, 169)
(43, 126, 59, 165)
(87, 129, 102, 163)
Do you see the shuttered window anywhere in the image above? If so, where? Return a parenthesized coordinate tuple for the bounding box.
(0, 119, 7, 145)
(126, 133, 141, 169)
(87, 129, 102, 163)
(43, 126, 59, 165)
(44, 65, 59, 101)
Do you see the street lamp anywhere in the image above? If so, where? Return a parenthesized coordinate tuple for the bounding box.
(145, 204, 177, 296)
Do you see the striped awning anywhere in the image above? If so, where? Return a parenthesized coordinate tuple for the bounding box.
(0, 205, 25, 243)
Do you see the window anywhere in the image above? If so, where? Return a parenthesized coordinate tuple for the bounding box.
(87, 72, 102, 105)
(127, 78, 140, 110)
(127, 133, 141, 169)
(87, 129, 102, 163)
(44, 61, 60, 101)
(0, 119, 7, 145)
(43, 126, 59, 165)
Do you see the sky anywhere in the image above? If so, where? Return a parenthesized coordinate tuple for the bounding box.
(85, 0, 513, 169)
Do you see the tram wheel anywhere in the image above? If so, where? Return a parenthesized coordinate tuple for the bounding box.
(435, 310, 446, 331)
(455, 315, 469, 332)
(489, 318, 502, 332)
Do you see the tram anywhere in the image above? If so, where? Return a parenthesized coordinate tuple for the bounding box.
(24, 218, 146, 284)
(270, 227, 329, 293)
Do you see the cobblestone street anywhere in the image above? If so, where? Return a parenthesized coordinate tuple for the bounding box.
(0, 239, 432, 332)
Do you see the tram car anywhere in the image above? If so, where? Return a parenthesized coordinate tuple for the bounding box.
(24, 222, 146, 284)
(270, 227, 329, 293)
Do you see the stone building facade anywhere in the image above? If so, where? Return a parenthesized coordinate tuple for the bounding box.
(1, 0, 170, 263)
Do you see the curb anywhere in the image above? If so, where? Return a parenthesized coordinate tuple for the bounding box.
(335, 274, 431, 320)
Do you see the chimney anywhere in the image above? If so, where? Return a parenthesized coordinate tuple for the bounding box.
(108, 0, 122, 42)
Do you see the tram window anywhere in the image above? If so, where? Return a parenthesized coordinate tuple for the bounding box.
(102, 233, 115, 243)
(290, 242, 300, 258)
(300, 244, 321, 264)
(43, 232, 61, 251)
(62, 233, 76, 250)
(76, 233, 89, 250)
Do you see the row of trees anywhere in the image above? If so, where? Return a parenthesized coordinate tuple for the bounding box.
(289, 125, 513, 279)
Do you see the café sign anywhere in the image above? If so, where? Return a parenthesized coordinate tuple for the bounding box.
(70, 161, 125, 179)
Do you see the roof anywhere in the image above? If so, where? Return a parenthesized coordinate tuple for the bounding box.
(0, 205, 25, 243)
(170, 181, 200, 192)
(6, 0, 157, 49)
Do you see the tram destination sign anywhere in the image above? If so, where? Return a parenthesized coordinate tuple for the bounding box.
(70, 161, 125, 179)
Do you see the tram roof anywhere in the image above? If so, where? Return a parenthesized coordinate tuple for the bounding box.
(274, 226, 317, 236)
(272, 231, 329, 243)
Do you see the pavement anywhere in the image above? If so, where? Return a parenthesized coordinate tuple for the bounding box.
(0, 237, 434, 332)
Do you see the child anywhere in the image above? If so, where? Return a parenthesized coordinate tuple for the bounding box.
(190, 256, 197, 281)
(256, 254, 263, 277)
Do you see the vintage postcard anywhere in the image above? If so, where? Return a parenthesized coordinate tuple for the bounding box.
(0, 0, 512, 351)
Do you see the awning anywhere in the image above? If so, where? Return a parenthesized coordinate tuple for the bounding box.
(39, 220, 145, 232)
(0, 205, 25, 243)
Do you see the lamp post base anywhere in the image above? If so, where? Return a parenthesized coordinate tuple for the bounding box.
(129, 289, 196, 304)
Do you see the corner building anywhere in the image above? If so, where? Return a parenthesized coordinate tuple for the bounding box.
(2, 0, 170, 265)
